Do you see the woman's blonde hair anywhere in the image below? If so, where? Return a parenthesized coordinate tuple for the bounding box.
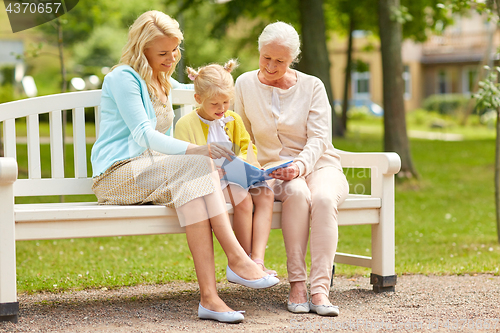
(186, 59, 238, 102)
(114, 10, 183, 95)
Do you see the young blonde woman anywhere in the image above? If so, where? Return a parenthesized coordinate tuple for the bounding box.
(90, 11, 278, 324)
(175, 60, 277, 275)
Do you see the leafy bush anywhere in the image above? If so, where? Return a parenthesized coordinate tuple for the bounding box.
(406, 108, 456, 128)
(422, 94, 470, 115)
(347, 107, 374, 121)
(481, 110, 497, 128)
(0, 83, 14, 103)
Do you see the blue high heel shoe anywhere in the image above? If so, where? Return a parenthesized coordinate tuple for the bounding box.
(226, 266, 279, 289)
(198, 303, 245, 323)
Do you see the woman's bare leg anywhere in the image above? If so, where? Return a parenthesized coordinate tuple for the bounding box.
(177, 172, 268, 313)
(185, 210, 233, 312)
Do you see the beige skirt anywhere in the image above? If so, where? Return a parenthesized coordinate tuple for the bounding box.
(92, 150, 215, 209)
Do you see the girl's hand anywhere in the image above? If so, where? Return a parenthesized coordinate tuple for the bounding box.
(185, 143, 233, 161)
(216, 166, 226, 179)
(269, 162, 300, 181)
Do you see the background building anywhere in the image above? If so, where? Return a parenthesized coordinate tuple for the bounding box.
(328, 11, 500, 112)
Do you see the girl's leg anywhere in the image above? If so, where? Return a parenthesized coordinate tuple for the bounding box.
(208, 208, 267, 281)
(248, 187, 274, 264)
(223, 185, 253, 255)
(188, 167, 265, 280)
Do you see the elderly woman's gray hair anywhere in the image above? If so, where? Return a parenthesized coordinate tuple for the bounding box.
(258, 21, 301, 62)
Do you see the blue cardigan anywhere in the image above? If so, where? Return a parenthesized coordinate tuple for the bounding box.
(91, 65, 192, 177)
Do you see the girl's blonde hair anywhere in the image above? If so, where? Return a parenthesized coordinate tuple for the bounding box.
(186, 59, 239, 101)
(113, 10, 183, 96)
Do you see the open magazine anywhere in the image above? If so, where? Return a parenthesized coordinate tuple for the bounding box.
(220, 156, 293, 188)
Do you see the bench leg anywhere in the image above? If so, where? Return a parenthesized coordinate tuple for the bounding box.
(370, 173, 397, 293)
(0, 170, 19, 323)
(330, 265, 336, 287)
(370, 273, 397, 293)
(0, 302, 19, 323)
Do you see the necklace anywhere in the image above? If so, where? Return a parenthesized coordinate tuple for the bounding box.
(149, 91, 167, 108)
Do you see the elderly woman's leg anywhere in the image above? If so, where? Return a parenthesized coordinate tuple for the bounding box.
(307, 167, 348, 306)
(273, 178, 311, 304)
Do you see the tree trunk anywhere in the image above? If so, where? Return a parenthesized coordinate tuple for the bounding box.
(341, 15, 354, 132)
(57, 19, 67, 203)
(496, 108, 500, 243)
(461, 27, 493, 125)
(494, 0, 500, 244)
(177, 0, 185, 83)
(0, 126, 3, 157)
(298, 0, 344, 137)
(378, 0, 418, 178)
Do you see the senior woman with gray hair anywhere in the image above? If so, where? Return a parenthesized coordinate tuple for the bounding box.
(234, 22, 349, 316)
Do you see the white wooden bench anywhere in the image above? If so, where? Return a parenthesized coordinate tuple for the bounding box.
(0, 89, 401, 323)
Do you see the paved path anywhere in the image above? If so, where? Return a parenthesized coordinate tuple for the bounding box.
(1, 274, 498, 332)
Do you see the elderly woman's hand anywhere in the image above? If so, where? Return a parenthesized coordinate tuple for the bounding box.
(185, 143, 233, 161)
(270, 162, 300, 181)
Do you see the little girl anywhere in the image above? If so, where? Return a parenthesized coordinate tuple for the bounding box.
(175, 60, 276, 275)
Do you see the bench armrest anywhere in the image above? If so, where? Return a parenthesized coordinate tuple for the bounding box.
(0, 157, 18, 185)
(335, 149, 401, 176)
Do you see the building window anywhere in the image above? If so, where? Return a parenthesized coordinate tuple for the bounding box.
(462, 67, 478, 95)
(403, 65, 411, 100)
(352, 70, 370, 100)
(437, 70, 449, 94)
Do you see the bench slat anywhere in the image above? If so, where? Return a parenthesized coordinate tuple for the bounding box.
(171, 89, 197, 105)
(26, 114, 41, 179)
(14, 197, 380, 221)
(14, 197, 382, 241)
(13, 178, 94, 196)
(72, 107, 87, 178)
(0, 91, 102, 121)
(335, 252, 372, 268)
(49, 110, 65, 178)
(94, 106, 100, 139)
(2, 119, 16, 159)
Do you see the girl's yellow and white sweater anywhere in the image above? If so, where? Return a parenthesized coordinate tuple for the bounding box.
(174, 109, 258, 160)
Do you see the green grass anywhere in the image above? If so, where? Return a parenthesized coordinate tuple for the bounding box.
(333, 133, 499, 277)
(347, 109, 496, 141)
(13, 118, 500, 293)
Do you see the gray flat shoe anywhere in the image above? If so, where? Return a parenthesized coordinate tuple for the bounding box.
(198, 304, 245, 323)
(287, 292, 310, 314)
(287, 300, 310, 313)
(309, 301, 339, 316)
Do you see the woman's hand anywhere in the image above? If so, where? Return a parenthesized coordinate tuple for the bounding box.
(185, 143, 233, 161)
(270, 162, 300, 181)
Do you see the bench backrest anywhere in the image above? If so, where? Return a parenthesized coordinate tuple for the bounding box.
(0, 89, 196, 198)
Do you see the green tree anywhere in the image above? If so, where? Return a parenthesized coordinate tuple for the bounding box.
(328, 0, 378, 132)
(444, 0, 500, 244)
(475, 66, 500, 243)
(297, 0, 344, 136)
(192, 0, 344, 136)
(378, 0, 419, 178)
